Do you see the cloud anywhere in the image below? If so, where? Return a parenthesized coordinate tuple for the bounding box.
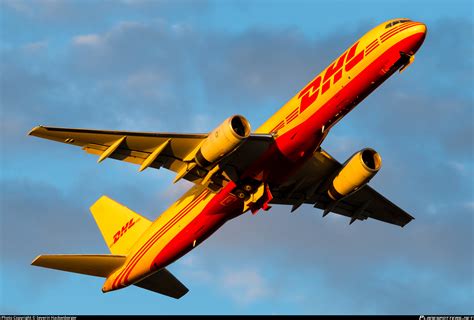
(176, 254, 271, 306)
(2, 0, 33, 15)
(1, 10, 472, 314)
(21, 40, 48, 52)
(0, 178, 102, 263)
(73, 34, 101, 46)
(220, 268, 270, 305)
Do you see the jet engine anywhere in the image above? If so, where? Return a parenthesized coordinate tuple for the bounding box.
(195, 115, 251, 167)
(328, 148, 382, 200)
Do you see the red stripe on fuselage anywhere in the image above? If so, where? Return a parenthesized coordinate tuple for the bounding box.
(270, 121, 284, 133)
(366, 39, 379, 50)
(122, 190, 209, 284)
(243, 32, 426, 185)
(113, 191, 203, 288)
(115, 31, 426, 291)
(381, 23, 422, 42)
(365, 42, 379, 56)
(380, 22, 419, 40)
(150, 181, 240, 271)
(285, 108, 299, 124)
(113, 190, 209, 289)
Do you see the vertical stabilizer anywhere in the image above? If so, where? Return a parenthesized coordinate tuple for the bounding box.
(90, 196, 152, 255)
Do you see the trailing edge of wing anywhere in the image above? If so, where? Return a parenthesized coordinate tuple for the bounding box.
(270, 150, 415, 227)
(28, 125, 208, 182)
(28, 125, 275, 189)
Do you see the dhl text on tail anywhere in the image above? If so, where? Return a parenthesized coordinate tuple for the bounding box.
(29, 18, 427, 299)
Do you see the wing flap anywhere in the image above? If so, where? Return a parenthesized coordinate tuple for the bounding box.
(83, 144, 154, 166)
(133, 268, 189, 299)
(29, 125, 275, 188)
(29, 126, 205, 179)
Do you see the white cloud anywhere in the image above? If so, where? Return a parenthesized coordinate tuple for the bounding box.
(191, 114, 213, 132)
(73, 34, 101, 46)
(22, 41, 48, 53)
(4, 0, 33, 15)
(178, 255, 196, 267)
(178, 262, 272, 305)
(183, 269, 214, 284)
(125, 71, 164, 99)
(119, 0, 148, 5)
(448, 161, 466, 173)
(465, 201, 474, 211)
(220, 268, 270, 305)
(171, 22, 193, 35)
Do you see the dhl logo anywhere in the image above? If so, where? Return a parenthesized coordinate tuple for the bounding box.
(298, 41, 364, 113)
(113, 218, 138, 244)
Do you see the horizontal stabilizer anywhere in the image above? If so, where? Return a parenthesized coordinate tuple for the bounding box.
(31, 254, 126, 278)
(134, 268, 189, 299)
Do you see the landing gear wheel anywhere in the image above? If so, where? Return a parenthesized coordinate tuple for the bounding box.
(243, 184, 253, 192)
(235, 189, 246, 199)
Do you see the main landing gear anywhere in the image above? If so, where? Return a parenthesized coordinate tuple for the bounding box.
(232, 179, 273, 214)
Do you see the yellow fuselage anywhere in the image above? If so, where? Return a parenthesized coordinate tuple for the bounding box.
(103, 19, 426, 292)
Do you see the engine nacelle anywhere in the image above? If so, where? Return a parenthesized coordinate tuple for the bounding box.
(328, 148, 382, 200)
(195, 115, 251, 167)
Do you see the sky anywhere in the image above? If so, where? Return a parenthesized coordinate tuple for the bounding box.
(0, 0, 473, 315)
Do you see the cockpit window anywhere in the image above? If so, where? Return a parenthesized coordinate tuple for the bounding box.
(385, 19, 411, 29)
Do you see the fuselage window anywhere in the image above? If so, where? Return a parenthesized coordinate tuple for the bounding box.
(385, 19, 412, 29)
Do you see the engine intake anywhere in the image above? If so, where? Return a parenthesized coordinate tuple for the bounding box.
(328, 148, 382, 200)
(195, 115, 251, 167)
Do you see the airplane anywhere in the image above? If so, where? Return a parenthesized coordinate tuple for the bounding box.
(29, 18, 427, 299)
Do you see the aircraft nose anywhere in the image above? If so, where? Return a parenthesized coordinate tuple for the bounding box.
(413, 22, 427, 36)
(404, 22, 427, 55)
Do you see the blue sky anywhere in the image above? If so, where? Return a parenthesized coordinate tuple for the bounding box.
(1, 0, 473, 315)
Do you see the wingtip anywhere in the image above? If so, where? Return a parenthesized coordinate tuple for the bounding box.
(400, 217, 415, 228)
(28, 126, 43, 136)
(174, 287, 189, 299)
(31, 255, 43, 266)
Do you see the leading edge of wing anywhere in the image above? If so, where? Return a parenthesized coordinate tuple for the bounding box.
(270, 149, 415, 227)
(28, 125, 208, 139)
(28, 125, 275, 188)
(28, 126, 273, 144)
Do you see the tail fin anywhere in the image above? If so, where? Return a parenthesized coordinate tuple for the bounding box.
(32, 254, 126, 277)
(90, 196, 152, 255)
